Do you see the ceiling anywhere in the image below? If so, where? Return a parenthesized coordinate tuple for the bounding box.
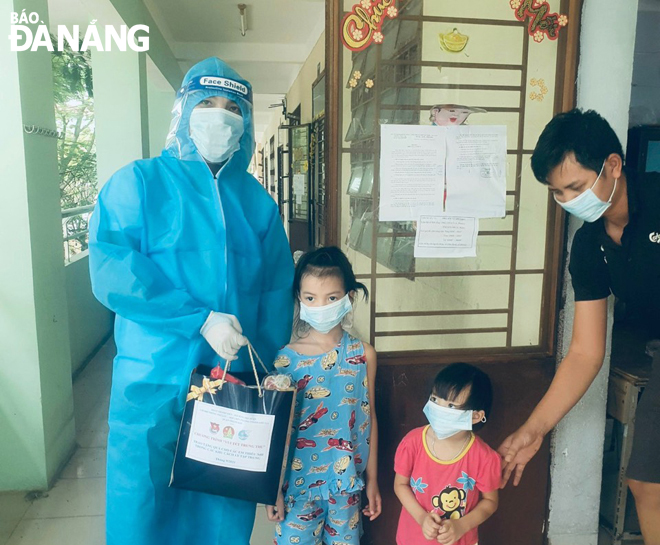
(142, 0, 326, 140)
(47, 0, 326, 141)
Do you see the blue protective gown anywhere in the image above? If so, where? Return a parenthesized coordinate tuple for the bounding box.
(89, 58, 294, 545)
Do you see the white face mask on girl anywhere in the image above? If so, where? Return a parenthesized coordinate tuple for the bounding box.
(299, 294, 353, 334)
(423, 399, 479, 440)
(189, 107, 244, 164)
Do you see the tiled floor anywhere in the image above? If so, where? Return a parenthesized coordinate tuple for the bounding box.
(0, 338, 276, 545)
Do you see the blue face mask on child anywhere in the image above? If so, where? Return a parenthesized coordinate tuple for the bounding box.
(299, 294, 353, 334)
(423, 399, 476, 440)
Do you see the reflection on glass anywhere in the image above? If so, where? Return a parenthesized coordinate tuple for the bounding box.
(377, 225, 394, 264)
(394, 107, 416, 125)
(347, 165, 364, 195)
(381, 19, 400, 60)
(398, 87, 418, 106)
(397, 21, 420, 49)
(364, 46, 377, 77)
(400, 0, 422, 16)
(348, 51, 367, 86)
(391, 234, 414, 273)
(360, 163, 374, 195)
(345, 114, 364, 142)
(363, 101, 377, 137)
(312, 73, 325, 119)
(358, 214, 374, 257)
(348, 215, 364, 248)
(381, 88, 398, 105)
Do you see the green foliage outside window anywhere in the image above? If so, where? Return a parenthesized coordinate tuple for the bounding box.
(52, 40, 97, 259)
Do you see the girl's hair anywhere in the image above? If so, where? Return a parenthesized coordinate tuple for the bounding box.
(293, 246, 368, 300)
(292, 247, 368, 337)
(432, 362, 493, 430)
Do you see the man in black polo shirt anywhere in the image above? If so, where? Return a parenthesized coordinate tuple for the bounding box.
(498, 109, 660, 544)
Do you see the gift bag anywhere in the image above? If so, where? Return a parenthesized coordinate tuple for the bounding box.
(170, 342, 295, 505)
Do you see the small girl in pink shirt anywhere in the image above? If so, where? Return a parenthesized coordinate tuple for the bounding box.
(394, 363, 500, 545)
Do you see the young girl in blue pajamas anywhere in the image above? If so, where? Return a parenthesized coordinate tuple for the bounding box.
(266, 246, 381, 544)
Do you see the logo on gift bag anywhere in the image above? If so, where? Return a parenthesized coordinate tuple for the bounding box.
(223, 426, 235, 439)
(210, 422, 220, 434)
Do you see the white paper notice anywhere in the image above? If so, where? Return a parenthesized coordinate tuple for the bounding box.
(414, 215, 479, 258)
(379, 125, 446, 221)
(293, 174, 305, 194)
(185, 402, 275, 472)
(445, 125, 507, 218)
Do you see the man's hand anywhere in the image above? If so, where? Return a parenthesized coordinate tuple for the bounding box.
(362, 479, 382, 521)
(436, 518, 467, 545)
(421, 512, 442, 541)
(200, 312, 248, 361)
(498, 423, 544, 487)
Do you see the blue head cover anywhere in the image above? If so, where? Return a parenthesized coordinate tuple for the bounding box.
(164, 57, 255, 167)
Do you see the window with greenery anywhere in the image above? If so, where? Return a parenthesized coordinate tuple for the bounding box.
(52, 42, 97, 262)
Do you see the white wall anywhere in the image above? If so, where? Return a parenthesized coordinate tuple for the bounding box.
(92, 47, 146, 187)
(0, 0, 76, 490)
(546, 1, 639, 544)
(257, 31, 326, 229)
(147, 55, 175, 158)
(66, 256, 114, 376)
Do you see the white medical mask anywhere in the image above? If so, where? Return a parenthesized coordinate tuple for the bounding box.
(189, 107, 244, 164)
(423, 400, 475, 440)
(554, 162, 617, 223)
(299, 294, 353, 334)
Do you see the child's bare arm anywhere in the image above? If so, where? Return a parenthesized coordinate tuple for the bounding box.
(394, 473, 441, 540)
(363, 342, 381, 520)
(436, 490, 498, 545)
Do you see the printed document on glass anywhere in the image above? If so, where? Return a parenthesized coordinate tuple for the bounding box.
(293, 174, 306, 205)
(379, 125, 445, 221)
(445, 125, 507, 218)
(414, 215, 479, 258)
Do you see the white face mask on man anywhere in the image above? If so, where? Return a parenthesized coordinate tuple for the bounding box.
(189, 108, 244, 164)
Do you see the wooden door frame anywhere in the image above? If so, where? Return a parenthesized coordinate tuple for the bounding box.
(324, 0, 584, 365)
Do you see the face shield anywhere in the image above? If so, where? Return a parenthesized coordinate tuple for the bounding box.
(164, 59, 255, 167)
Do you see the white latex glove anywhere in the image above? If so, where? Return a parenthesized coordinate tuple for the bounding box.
(200, 311, 248, 361)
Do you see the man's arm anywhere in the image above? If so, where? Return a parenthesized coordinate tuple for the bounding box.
(499, 297, 608, 486)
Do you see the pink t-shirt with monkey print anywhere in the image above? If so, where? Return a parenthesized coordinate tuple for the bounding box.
(394, 426, 501, 545)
